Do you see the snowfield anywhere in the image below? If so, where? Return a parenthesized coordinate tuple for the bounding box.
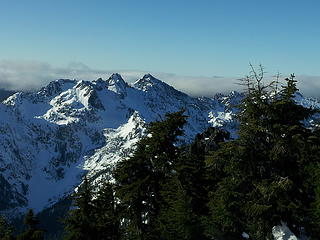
(0, 73, 241, 215)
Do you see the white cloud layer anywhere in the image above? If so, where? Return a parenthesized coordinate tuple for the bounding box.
(0, 60, 318, 98)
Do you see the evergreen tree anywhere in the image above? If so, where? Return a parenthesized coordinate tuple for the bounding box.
(176, 144, 207, 216)
(0, 216, 15, 240)
(158, 176, 200, 240)
(306, 127, 320, 239)
(92, 180, 120, 240)
(205, 71, 320, 239)
(64, 176, 96, 240)
(17, 210, 44, 240)
(158, 128, 227, 240)
(114, 142, 152, 240)
(204, 141, 246, 239)
(114, 110, 187, 239)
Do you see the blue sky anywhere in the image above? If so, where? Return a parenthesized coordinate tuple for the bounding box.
(0, 0, 320, 95)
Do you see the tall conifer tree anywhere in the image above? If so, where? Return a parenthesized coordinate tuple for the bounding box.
(64, 177, 96, 240)
(205, 71, 320, 239)
(93, 181, 120, 240)
(114, 110, 187, 240)
(0, 216, 15, 240)
(17, 210, 44, 240)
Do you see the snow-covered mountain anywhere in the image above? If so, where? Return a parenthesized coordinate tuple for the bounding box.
(0, 73, 318, 218)
(0, 88, 16, 102)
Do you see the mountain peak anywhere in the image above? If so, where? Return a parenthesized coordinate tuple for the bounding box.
(142, 73, 156, 80)
(106, 73, 127, 96)
(109, 73, 124, 81)
(133, 74, 164, 91)
(38, 79, 77, 97)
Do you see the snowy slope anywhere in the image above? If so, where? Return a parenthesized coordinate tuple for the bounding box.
(0, 74, 241, 215)
(0, 73, 318, 218)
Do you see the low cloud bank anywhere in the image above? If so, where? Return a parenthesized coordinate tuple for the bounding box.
(0, 60, 318, 98)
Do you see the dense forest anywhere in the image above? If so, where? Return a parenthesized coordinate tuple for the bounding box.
(1, 73, 320, 240)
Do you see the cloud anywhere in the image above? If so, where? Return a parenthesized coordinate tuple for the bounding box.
(295, 75, 320, 99)
(0, 60, 318, 98)
(0, 60, 240, 96)
(0, 60, 114, 90)
(153, 72, 241, 96)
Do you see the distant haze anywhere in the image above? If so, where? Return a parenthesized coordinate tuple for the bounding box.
(0, 60, 319, 98)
